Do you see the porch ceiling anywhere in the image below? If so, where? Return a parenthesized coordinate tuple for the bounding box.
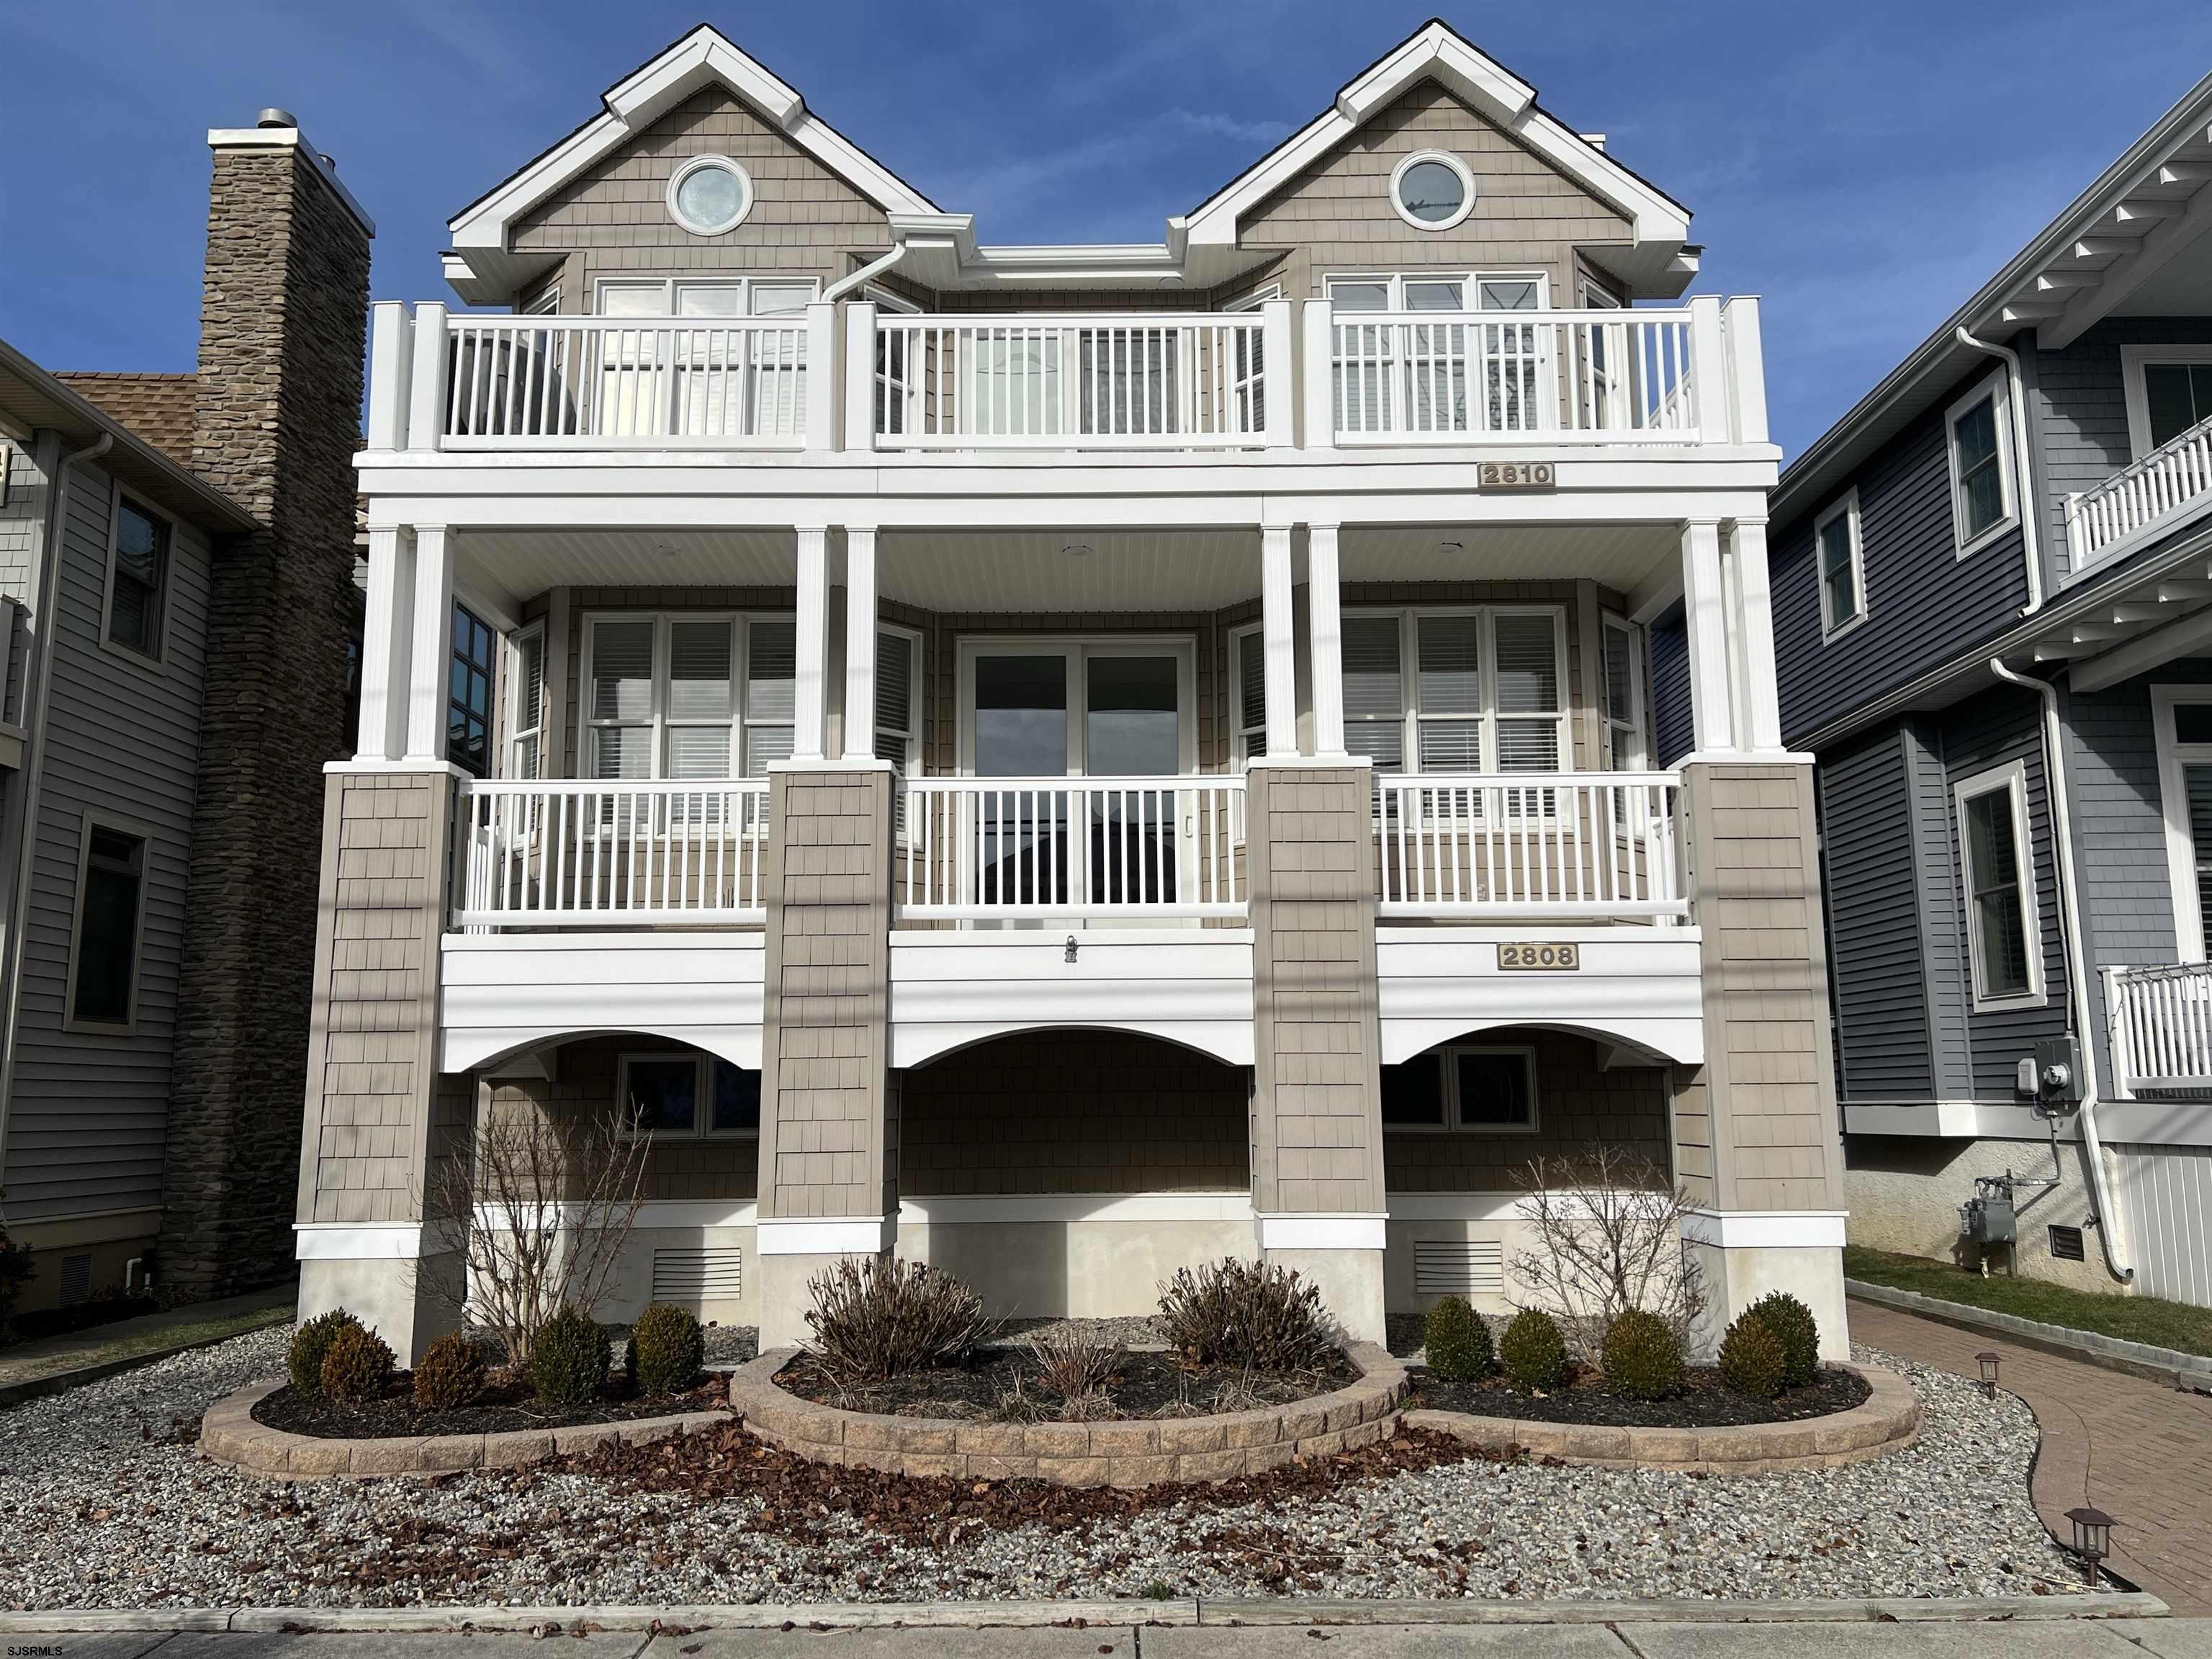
(1339, 522, 1678, 595)
(457, 528, 799, 597)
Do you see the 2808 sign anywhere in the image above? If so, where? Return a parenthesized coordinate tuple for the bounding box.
(1498, 940, 1579, 971)
(1478, 461, 1555, 489)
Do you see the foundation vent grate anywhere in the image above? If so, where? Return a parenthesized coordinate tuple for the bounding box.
(652, 1247, 742, 1302)
(1413, 1238, 1503, 1297)
(58, 1252, 92, 1307)
(2047, 1223, 2086, 1263)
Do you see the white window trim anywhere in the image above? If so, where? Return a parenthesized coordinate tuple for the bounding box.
(2120, 344, 2212, 459)
(873, 619, 925, 773)
(1228, 622, 1267, 769)
(2150, 685, 2212, 961)
(1945, 372, 2019, 559)
(1225, 284, 1284, 310)
(616, 1051, 758, 1141)
(505, 621, 545, 781)
(1341, 603, 1573, 776)
(578, 610, 786, 782)
(954, 635, 1199, 777)
(1324, 271, 1553, 312)
(592, 275, 821, 315)
(101, 482, 172, 672)
(1954, 759, 2045, 1012)
(1815, 487, 1868, 642)
(1384, 1043, 1540, 1134)
(665, 154, 754, 238)
(63, 811, 156, 1037)
(1600, 612, 1648, 770)
(1388, 149, 1476, 232)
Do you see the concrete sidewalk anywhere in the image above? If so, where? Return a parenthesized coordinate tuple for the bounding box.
(0, 1285, 293, 1403)
(4, 1619, 2203, 1659)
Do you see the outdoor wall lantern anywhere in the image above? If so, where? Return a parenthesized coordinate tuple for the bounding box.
(2064, 1506, 2113, 1586)
(1977, 1352, 2000, 1395)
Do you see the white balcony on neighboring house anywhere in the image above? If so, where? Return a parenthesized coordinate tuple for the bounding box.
(2066, 411, 2212, 579)
(2105, 961, 2212, 1097)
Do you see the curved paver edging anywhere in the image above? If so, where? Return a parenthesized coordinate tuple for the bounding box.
(729, 1342, 1408, 1488)
(199, 1380, 734, 1480)
(1402, 1361, 1920, 1473)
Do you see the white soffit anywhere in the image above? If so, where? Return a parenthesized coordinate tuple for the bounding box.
(880, 528, 1261, 612)
(457, 527, 799, 594)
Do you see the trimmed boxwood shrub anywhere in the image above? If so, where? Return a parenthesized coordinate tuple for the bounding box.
(411, 1331, 486, 1412)
(531, 1305, 612, 1406)
(1601, 1308, 1685, 1401)
(627, 1303, 706, 1398)
(1746, 1290, 1820, 1388)
(1422, 1295, 1494, 1381)
(289, 1309, 361, 1397)
(1498, 1308, 1570, 1391)
(320, 1321, 394, 1408)
(1719, 1310, 1787, 1398)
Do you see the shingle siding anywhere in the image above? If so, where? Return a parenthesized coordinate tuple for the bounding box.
(1815, 727, 1933, 1102)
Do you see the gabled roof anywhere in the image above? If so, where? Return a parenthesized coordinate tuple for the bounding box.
(54, 372, 197, 468)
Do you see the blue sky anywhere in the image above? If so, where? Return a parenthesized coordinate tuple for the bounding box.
(2, 0, 2209, 457)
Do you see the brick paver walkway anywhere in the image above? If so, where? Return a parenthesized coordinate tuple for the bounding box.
(1851, 1297, 2212, 1615)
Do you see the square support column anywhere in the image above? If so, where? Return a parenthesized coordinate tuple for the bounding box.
(842, 527, 877, 760)
(1679, 519, 1735, 758)
(793, 526, 830, 762)
(356, 526, 414, 762)
(1726, 519, 1785, 754)
(1261, 523, 1299, 757)
(403, 525, 451, 763)
(1308, 523, 1346, 757)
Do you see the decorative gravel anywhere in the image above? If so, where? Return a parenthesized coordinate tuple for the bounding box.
(0, 1328, 2095, 1609)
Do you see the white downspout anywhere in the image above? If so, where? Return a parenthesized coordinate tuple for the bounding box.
(1988, 657, 2134, 1281)
(823, 240, 907, 305)
(1956, 328, 2046, 615)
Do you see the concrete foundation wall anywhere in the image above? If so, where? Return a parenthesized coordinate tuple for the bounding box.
(898, 1215, 1253, 1318)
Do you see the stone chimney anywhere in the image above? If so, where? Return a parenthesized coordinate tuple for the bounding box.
(158, 114, 373, 1300)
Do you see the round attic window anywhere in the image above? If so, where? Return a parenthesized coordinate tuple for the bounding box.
(1391, 151, 1474, 230)
(667, 156, 752, 236)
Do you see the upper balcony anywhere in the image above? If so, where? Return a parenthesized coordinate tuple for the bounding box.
(2065, 410, 2212, 581)
(364, 295, 1771, 466)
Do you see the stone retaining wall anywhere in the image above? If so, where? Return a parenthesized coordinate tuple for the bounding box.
(728, 1343, 1409, 1488)
(1403, 1362, 1920, 1473)
(199, 1380, 732, 1480)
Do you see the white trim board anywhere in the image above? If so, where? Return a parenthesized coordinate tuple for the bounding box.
(753, 1215, 894, 1256)
(294, 1224, 425, 1262)
(899, 1193, 1252, 1226)
(1254, 1214, 1388, 1251)
(1678, 1210, 1847, 1250)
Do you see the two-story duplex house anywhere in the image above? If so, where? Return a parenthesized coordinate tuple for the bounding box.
(1769, 73, 2212, 1307)
(306, 22, 1844, 1361)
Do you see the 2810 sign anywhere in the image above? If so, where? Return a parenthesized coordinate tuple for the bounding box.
(1478, 461, 1555, 489)
(1498, 940, 1579, 971)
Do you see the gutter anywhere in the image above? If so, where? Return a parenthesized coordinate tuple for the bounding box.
(1987, 657, 2133, 1282)
(822, 240, 908, 304)
(1956, 328, 2045, 616)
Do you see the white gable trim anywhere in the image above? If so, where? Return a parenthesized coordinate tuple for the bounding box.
(1182, 21, 1689, 251)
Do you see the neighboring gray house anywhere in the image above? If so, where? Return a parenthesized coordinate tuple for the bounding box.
(1761, 71, 2212, 1305)
(0, 114, 370, 1314)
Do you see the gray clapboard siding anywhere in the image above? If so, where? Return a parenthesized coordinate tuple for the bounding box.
(2, 459, 212, 1221)
(1903, 718, 1974, 1099)
(1816, 727, 1933, 1100)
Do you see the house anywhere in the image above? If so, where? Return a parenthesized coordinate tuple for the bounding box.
(1767, 71, 2212, 1308)
(0, 114, 369, 1313)
(309, 21, 1841, 1362)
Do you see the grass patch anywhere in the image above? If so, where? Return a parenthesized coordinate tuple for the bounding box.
(1844, 1245, 2212, 1359)
(0, 1298, 292, 1387)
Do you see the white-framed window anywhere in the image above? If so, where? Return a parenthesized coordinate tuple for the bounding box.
(595, 277, 817, 318)
(1600, 614, 1647, 770)
(506, 623, 544, 780)
(1815, 488, 1867, 639)
(66, 815, 152, 1034)
(1229, 623, 1268, 766)
(958, 636, 1196, 778)
(1339, 606, 1569, 777)
(1326, 271, 1549, 313)
(618, 1051, 760, 1139)
(580, 611, 794, 781)
(2121, 345, 2212, 457)
(873, 622, 924, 774)
(665, 155, 754, 237)
(2149, 685, 2212, 961)
(1954, 760, 2043, 1010)
(104, 488, 171, 665)
(1380, 1043, 1539, 1133)
(1946, 374, 2017, 557)
(1389, 150, 1475, 231)
(448, 601, 497, 779)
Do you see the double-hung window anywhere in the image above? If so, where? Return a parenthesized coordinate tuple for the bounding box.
(1954, 761, 2041, 1008)
(583, 613, 793, 783)
(68, 820, 149, 1032)
(449, 601, 496, 778)
(594, 278, 817, 440)
(1341, 606, 1568, 779)
(618, 1051, 760, 1139)
(873, 624, 922, 773)
(1816, 489, 1866, 639)
(2121, 346, 2212, 456)
(2150, 688, 2212, 960)
(105, 495, 169, 662)
(1601, 616, 1647, 770)
(506, 624, 544, 779)
(1230, 623, 1268, 765)
(1946, 376, 2016, 554)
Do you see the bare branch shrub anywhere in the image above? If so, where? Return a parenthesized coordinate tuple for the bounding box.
(804, 1255, 994, 1389)
(423, 1095, 649, 1372)
(1507, 1146, 1704, 1359)
(1028, 1325, 1120, 1416)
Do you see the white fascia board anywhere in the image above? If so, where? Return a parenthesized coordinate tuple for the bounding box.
(754, 1215, 894, 1255)
(900, 1193, 1254, 1226)
(294, 1223, 423, 1261)
(1255, 1213, 1388, 1251)
(603, 28, 805, 127)
(1679, 1209, 1848, 1250)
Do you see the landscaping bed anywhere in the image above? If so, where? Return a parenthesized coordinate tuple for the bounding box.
(774, 1345, 1354, 1421)
(1406, 1362, 1869, 1428)
(252, 1372, 727, 1439)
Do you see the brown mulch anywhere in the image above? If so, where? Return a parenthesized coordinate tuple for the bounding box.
(774, 1348, 1354, 1421)
(253, 1372, 725, 1439)
(1405, 1364, 1870, 1428)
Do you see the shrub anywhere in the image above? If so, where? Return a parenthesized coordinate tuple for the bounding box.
(805, 1256, 992, 1388)
(1498, 1308, 1571, 1392)
(1422, 1296, 1494, 1382)
(531, 1305, 612, 1406)
(0, 1226, 33, 1334)
(627, 1303, 706, 1398)
(289, 1309, 361, 1397)
(1601, 1307, 1685, 1401)
(410, 1331, 486, 1413)
(1156, 1257, 1336, 1375)
(319, 1321, 394, 1408)
(1028, 1324, 1121, 1416)
(1745, 1290, 1820, 1388)
(1718, 1311, 1787, 1398)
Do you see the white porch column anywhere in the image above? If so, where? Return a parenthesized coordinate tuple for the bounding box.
(842, 526, 878, 760)
(406, 302, 448, 454)
(1308, 523, 1346, 757)
(793, 525, 830, 761)
(1301, 300, 1336, 452)
(356, 526, 414, 761)
(1727, 519, 1784, 753)
(842, 302, 878, 455)
(1261, 523, 1298, 756)
(403, 524, 452, 762)
(1680, 518, 1735, 756)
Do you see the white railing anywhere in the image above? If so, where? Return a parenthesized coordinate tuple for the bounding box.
(872, 313, 1272, 449)
(440, 315, 814, 449)
(899, 775, 1245, 920)
(454, 778, 770, 929)
(1375, 773, 1684, 919)
(1331, 309, 1699, 444)
(2105, 962, 2212, 1097)
(2066, 413, 2212, 576)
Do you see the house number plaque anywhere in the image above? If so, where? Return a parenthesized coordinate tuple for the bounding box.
(1498, 941, 1579, 971)
(1478, 461, 1555, 489)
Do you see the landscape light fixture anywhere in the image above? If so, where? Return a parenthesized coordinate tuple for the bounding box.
(2064, 1506, 2113, 1586)
(1977, 1352, 2000, 1395)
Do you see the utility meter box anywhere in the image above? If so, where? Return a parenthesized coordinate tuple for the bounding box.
(1961, 1188, 2017, 1246)
(2033, 1036, 2087, 1106)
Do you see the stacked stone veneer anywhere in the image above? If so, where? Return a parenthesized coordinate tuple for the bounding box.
(163, 135, 372, 1299)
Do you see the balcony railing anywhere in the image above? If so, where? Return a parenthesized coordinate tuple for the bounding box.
(2066, 413, 2212, 577)
(2105, 962, 2212, 1097)
(899, 775, 1245, 921)
(1375, 772, 1684, 920)
(454, 778, 770, 929)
